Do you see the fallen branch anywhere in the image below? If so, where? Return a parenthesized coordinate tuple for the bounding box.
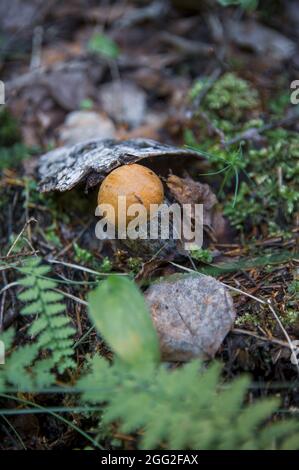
(223, 107, 299, 147)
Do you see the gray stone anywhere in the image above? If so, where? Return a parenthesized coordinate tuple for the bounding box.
(99, 81, 146, 127)
(59, 111, 115, 145)
(145, 274, 235, 361)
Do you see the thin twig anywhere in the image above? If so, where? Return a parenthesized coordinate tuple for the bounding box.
(0, 274, 7, 332)
(54, 288, 88, 307)
(47, 258, 127, 277)
(232, 328, 292, 350)
(266, 299, 299, 373)
(160, 32, 213, 57)
(191, 67, 222, 112)
(6, 218, 37, 257)
(30, 26, 43, 70)
(198, 110, 226, 144)
(223, 107, 299, 147)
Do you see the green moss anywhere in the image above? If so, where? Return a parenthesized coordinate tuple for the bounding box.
(223, 131, 299, 233)
(0, 108, 21, 146)
(187, 73, 299, 236)
(235, 312, 261, 327)
(190, 248, 213, 263)
(100, 257, 113, 273)
(0, 109, 37, 170)
(0, 143, 31, 170)
(73, 242, 93, 264)
(190, 72, 259, 124)
(127, 257, 142, 274)
(44, 224, 62, 248)
(282, 309, 298, 327)
(288, 280, 299, 299)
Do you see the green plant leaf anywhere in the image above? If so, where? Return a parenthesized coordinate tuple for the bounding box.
(217, 0, 258, 10)
(88, 276, 160, 366)
(87, 33, 120, 59)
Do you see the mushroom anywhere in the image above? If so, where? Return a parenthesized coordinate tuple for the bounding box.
(37, 138, 229, 258)
(98, 163, 164, 227)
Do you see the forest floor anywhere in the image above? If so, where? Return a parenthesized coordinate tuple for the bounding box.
(0, 0, 298, 450)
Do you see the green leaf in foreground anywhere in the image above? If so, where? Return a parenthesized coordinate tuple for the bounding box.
(87, 33, 120, 59)
(88, 276, 160, 366)
(217, 0, 258, 10)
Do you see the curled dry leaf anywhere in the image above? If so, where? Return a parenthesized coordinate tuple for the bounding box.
(167, 174, 230, 243)
(145, 274, 236, 361)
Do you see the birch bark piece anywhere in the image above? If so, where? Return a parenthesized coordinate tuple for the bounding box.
(38, 138, 203, 193)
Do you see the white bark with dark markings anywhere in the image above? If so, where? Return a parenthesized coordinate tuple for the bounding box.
(38, 138, 203, 193)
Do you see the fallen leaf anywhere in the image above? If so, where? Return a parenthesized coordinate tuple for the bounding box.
(166, 174, 230, 243)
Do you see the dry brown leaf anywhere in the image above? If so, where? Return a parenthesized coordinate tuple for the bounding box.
(166, 174, 230, 243)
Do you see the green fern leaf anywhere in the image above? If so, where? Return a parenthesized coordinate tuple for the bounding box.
(36, 278, 57, 290)
(29, 317, 49, 336)
(44, 303, 66, 316)
(5, 344, 38, 390)
(19, 275, 36, 287)
(18, 286, 39, 301)
(236, 398, 279, 444)
(31, 359, 55, 388)
(18, 257, 75, 374)
(259, 419, 299, 448)
(21, 300, 43, 315)
(48, 316, 72, 329)
(42, 291, 64, 302)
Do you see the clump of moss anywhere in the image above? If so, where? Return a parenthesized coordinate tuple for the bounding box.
(0, 108, 21, 146)
(190, 72, 259, 128)
(235, 311, 261, 327)
(190, 248, 213, 263)
(0, 143, 30, 171)
(127, 257, 143, 274)
(224, 129, 299, 233)
(0, 108, 32, 170)
(187, 73, 299, 236)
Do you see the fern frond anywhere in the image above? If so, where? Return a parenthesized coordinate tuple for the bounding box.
(18, 257, 75, 373)
(18, 286, 39, 301)
(31, 358, 56, 388)
(79, 356, 299, 450)
(0, 328, 56, 391)
(21, 300, 43, 315)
